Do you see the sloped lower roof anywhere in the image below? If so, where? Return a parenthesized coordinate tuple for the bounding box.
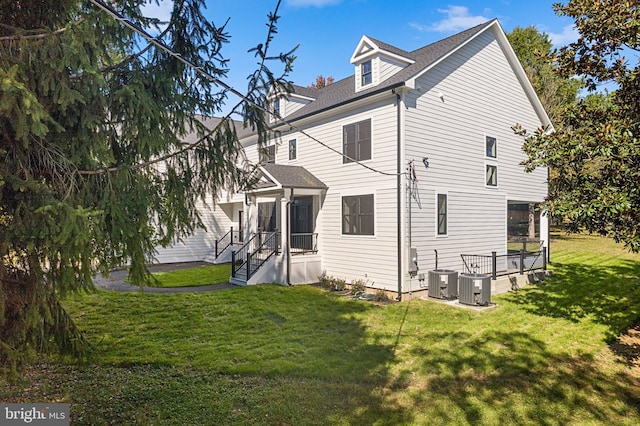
(255, 163, 327, 190)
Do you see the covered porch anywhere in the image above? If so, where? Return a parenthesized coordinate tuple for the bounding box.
(230, 163, 327, 285)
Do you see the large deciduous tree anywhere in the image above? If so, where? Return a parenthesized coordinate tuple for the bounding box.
(516, 0, 640, 251)
(507, 26, 581, 126)
(0, 0, 293, 370)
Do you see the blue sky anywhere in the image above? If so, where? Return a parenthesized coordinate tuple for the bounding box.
(143, 0, 578, 99)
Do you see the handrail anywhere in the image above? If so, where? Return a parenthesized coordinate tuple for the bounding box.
(231, 232, 261, 278)
(246, 232, 280, 280)
(232, 231, 280, 279)
(460, 246, 547, 280)
(215, 227, 243, 258)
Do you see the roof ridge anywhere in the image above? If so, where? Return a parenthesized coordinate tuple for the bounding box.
(284, 19, 498, 122)
(410, 19, 496, 55)
(362, 34, 413, 58)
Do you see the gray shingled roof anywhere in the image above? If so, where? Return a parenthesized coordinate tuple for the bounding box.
(289, 85, 319, 99)
(227, 20, 497, 140)
(259, 163, 327, 190)
(364, 36, 413, 61)
(280, 20, 496, 123)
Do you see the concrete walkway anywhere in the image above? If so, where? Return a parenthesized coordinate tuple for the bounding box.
(93, 262, 237, 293)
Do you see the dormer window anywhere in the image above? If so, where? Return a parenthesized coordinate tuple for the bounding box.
(361, 60, 372, 86)
(351, 36, 414, 92)
(273, 98, 281, 116)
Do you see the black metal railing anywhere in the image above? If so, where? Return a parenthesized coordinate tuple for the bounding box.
(231, 231, 280, 281)
(215, 227, 243, 258)
(461, 246, 547, 280)
(290, 233, 318, 254)
(507, 237, 542, 254)
(247, 232, 280, 280)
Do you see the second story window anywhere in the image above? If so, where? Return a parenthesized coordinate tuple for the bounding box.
(486, 164, 497, 186)
(361, 60, 372, 86)
(260, 145, 276, 164)
(289, 139, 297, 160)
(486, 136, 497, 158)
(343, 119, 371, 163)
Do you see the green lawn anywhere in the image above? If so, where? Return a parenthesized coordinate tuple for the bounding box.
(2, 232, 640, 425)
(149, 264, 231, 287)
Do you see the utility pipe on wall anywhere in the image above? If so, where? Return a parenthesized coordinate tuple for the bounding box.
(394, 89, 402, 301)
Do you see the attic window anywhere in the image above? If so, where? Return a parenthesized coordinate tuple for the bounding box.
(273, 98, 281, 116)
(361, 60, 372, 86)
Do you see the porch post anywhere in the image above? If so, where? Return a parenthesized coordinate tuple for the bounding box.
(246, 194, 258, 241)
(279, 191, 290, 257)
(281, 189, 292, 285)
(540, 208, 550, 263)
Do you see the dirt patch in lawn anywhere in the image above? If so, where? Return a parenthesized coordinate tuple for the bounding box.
(611, 319, 640, 378)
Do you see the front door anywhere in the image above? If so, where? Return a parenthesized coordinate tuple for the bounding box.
(290, 196, 313, 250)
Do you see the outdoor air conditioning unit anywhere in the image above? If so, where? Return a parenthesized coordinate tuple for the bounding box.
(458, 273, 491, 306)
(428, 270, 458, 299)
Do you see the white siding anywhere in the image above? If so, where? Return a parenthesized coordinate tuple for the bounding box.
(354, 57, 378, 92)
(379, 55, 406, 83)
(154, 26, 549, 293)
(244, 96, 401, 290)
(404, 29, 548, 275)
(153, 200, 238, 263)
(282, 96, 312, 118)
(407, 189, 506, 272)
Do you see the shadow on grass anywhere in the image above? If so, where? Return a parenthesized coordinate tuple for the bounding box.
(52, 286, 416, 424)
(10, 281, 640, 424)
(502, 259, 640, 341)
(397, 329, 640, 424)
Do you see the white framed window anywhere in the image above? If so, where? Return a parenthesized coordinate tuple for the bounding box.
(260, 145, 276, 164)
(361, 60, 372, 86)
(289, 138, 297, 160)
(486, 136, 497, 158)
(343, 119, 371, 163)
(273, 98, 281, 116)
(437, 193, 447, 236)
(342, 194, 374, 235)
(486, 164, 498, 186)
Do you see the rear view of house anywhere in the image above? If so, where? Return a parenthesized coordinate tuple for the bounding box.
(154, 19, 551, 298)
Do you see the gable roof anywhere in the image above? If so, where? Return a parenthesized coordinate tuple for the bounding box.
(277, 19, 551, 130)
(253, 163, 327, 191)
(350, 35, 414, 65)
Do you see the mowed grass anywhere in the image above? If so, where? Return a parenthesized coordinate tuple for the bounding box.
(150, 264, 231, 287)
(2, 232, 640, 425)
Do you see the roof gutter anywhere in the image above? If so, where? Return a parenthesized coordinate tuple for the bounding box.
(272, 81, 407, 129)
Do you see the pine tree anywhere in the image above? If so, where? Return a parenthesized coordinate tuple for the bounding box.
(0, 0, 294, 370)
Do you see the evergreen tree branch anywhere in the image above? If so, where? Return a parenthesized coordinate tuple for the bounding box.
(76, 99, 245, 176)
(0, 18, 85, 41)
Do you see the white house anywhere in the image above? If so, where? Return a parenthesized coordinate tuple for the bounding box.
(154, 19, 551, 299)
